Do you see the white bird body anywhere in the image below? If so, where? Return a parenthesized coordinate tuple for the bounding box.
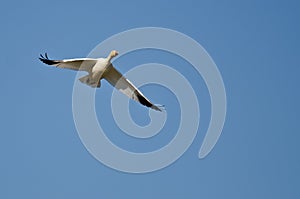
(39, 50, 162, 111)
(92, 58, 108, 74)
(88, 58, 111, 87)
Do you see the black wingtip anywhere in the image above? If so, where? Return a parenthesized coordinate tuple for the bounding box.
(39, 53, 59, 65)
(133, 90, 163, 112)
(152, 104, 165, 112)
(134, 90, 153, 107)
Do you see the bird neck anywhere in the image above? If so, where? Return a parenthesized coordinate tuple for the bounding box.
(107, 53, 114, 62)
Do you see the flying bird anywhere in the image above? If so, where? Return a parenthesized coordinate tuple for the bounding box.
(39, 50, 162, 111)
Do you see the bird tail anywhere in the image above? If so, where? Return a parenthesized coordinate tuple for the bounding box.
(79, 75, 100, 88)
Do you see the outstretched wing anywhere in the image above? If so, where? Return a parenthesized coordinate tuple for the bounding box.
(39, 53, 97, 72)
(103, 65, 162, 111)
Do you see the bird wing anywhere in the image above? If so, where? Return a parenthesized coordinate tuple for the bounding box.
(39, 53, 97, 72)
(103, 65, 162, 111)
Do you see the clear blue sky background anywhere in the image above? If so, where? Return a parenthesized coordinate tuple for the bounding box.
(1, 0, 299, 198)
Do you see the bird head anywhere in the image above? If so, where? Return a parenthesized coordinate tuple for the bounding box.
(109, 50, 119, 59)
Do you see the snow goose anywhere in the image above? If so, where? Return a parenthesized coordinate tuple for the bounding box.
(39, 51, 162, 111)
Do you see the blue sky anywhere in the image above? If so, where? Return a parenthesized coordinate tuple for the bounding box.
(1, 0, 299, 198)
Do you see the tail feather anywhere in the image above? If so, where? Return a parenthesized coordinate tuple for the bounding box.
(79, 75, 100, 88)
